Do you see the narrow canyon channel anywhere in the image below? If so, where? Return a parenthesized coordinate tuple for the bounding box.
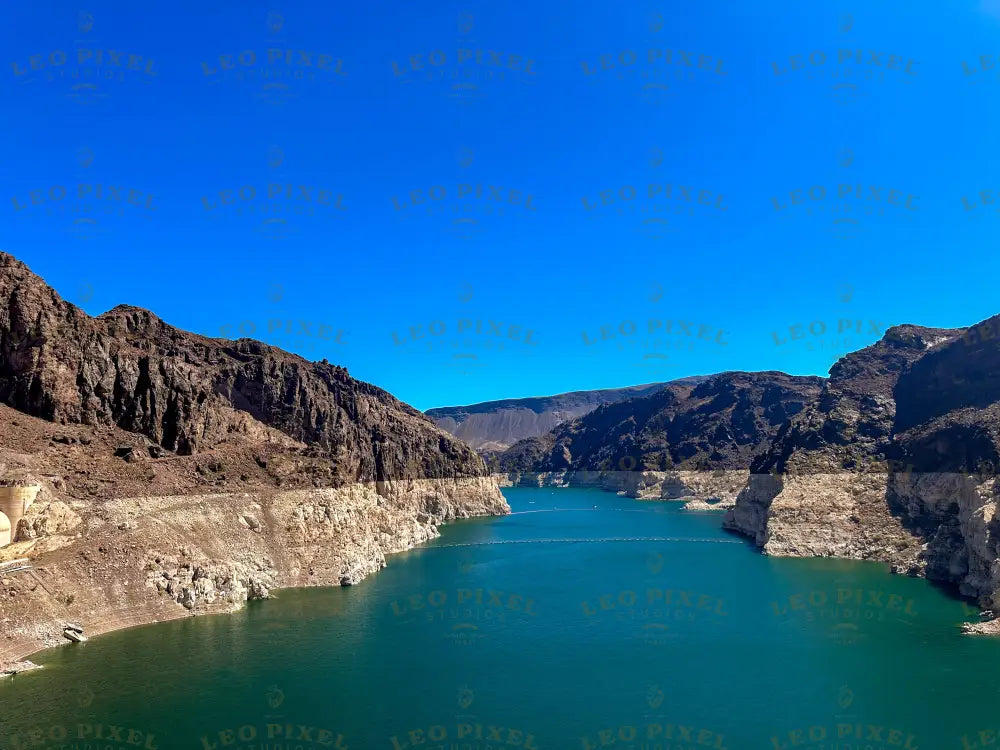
(2, 487, 994, 750)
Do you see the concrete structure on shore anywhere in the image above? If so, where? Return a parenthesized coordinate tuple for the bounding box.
(0, 485, 40, 547)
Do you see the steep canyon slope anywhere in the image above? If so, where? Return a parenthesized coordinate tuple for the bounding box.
(490, 317, 1000, 626)
(723, 321, 1000, 623)
(0, 253, 507, 667)
(496, 372, 824, 505)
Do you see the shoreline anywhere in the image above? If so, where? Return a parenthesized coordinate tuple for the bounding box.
(0, 477, 509, 674)
(0, 479, 730, 673)
(1, 599, 203, 673)
(2, 579, 355, 674)
(494, 469, 745, 509)
(498, 471, 998, 632)
(6, 477, 996, 674)
(1, 508, 502, 671)
(0, 522, 497, 672)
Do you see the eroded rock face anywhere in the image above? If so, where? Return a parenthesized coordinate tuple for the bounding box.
(884, 317, 1000, 606)
(0, 253, 486, 485)
(0, 253, 510, 667)
(888, 472, 1000, 602)
(149, 556, 276, 610)
(15, 500, 81, 542)
(723, 325, 960, 546)
(0, 478, 508, 658)
(725, 319, 1000, 612)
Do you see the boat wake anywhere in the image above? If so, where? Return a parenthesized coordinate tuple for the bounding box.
(425, 537, 742, 549)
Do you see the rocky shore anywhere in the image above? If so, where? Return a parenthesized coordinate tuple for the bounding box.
(0, 660, 41, 677)
(2, 247, 999, 661)
(0, 477, 507, 670)
(724, 322, 1000, 624)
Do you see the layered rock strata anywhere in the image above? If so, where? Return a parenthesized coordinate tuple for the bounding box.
(0, 253, 508, 667)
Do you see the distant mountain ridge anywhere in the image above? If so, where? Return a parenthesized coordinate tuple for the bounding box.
(426, 377, 713, 451)
(496, 371, 825, 476)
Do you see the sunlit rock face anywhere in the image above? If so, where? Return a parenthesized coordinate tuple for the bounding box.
(725, 320, 1000, 616)
(0, 252, 508, 669)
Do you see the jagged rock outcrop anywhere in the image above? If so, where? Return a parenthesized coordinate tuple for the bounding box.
(495, 371, 823, 503)
(724, 325, 959, 557)
(15, 500, 81, 542)
(0, 253, 486, 484)
(888, 317, 1000, 608)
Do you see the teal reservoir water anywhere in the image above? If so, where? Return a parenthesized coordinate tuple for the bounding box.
(2, 487, 998, 750)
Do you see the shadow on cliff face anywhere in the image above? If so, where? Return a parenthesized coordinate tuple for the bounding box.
(873, 316, 1000, 605)
(883, 469, 1000, 608)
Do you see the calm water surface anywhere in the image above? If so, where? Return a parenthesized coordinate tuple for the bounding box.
(1, 487, 997, 749)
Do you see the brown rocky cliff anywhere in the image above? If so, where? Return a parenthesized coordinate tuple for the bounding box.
(0, 253, 508, 668)
(725, 320, 1000, 621)
(884, 317, 1000, 610)
(0, 253, 489, 484)
(732, 325, 961, 482)
(723, 326, 960, 556)
(893, 315, 1000, 435)
(498, 371, 823, 475)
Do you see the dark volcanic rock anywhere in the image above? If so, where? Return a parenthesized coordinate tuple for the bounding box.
(724, 325, 962, 557)
(723, 319, 1000, 616)
(883, 319, 1000, 605)
(0, 253, 488, 484)
(746, 325, 962, 478)
(894, 315, 1000, 435)
(498, 372, 823, 474)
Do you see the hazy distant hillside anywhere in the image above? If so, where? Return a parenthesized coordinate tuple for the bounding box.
(426, 378, 711, 451)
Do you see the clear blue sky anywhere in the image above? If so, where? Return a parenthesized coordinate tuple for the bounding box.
(4, 0, 1000, 411)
